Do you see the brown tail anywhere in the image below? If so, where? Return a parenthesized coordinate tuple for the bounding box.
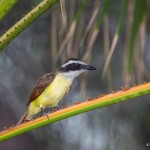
(17, 110, 28, 125)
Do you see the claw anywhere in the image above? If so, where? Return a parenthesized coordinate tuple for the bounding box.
(40, 107, 49, 120)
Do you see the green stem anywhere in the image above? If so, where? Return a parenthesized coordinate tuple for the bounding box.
(96, 0, 111, 29)
(0, 0, 58, 51)
(128, 0, 147, 74)
(0, 0, 18, 21)
(0, 83, 150, 142)
(75, 0, 90, 21)
(102, 0, 128, 76)
(116, 0, 128, 35)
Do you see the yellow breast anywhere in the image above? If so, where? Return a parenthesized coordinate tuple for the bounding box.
(28, 73, 73, 117)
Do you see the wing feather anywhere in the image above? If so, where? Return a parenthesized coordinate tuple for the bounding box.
(26, 73, 55, 106)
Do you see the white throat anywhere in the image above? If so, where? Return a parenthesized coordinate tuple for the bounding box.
(59, 70, 85, 80)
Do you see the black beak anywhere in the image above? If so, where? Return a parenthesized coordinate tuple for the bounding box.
(85, 65, 96, 70)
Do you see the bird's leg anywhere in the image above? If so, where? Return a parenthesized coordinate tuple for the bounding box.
(40, 107, 49, 120)
(52, 106, 59, 111)
(55, 106, 59, 110)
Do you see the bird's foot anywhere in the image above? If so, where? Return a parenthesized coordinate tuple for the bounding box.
(52, 106, 60, 112)
(40, 107, 49, 120)
(54, 106, 59, 110)
(44, 112, 49, 120)
(52, 106, 60, 110)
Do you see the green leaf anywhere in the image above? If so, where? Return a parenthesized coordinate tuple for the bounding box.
(0, 0, 58, 51)
(128, 0, 147, 74)
(0, 0, 18, 21)
(96, 0, 111, 29)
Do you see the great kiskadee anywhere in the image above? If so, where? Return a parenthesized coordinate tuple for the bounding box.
(17, 58, 96, 124)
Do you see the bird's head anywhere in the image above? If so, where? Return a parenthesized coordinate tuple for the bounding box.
(57, 58, 96, 79)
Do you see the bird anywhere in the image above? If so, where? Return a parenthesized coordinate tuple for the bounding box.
(17, 58, 96, 124)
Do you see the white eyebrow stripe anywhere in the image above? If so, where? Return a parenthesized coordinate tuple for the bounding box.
(61, 60, 87, 68)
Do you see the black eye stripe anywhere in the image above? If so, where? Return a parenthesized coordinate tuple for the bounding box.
(58, 63, 84, 72)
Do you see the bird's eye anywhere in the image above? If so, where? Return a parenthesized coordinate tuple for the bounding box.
(73, 64, 80, 70)
(65, 63, 83, 71)
(77, 64, 82, 70)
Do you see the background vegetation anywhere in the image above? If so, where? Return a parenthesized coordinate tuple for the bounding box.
(0, 0, 150, 150)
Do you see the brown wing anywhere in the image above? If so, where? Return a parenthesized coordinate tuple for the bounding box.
(26, 73, 56, 106)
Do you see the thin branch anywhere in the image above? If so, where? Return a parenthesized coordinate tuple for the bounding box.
(0, 0, 59, 51)
(0, 82, 150, 142)
(0, 0, 18, 21)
